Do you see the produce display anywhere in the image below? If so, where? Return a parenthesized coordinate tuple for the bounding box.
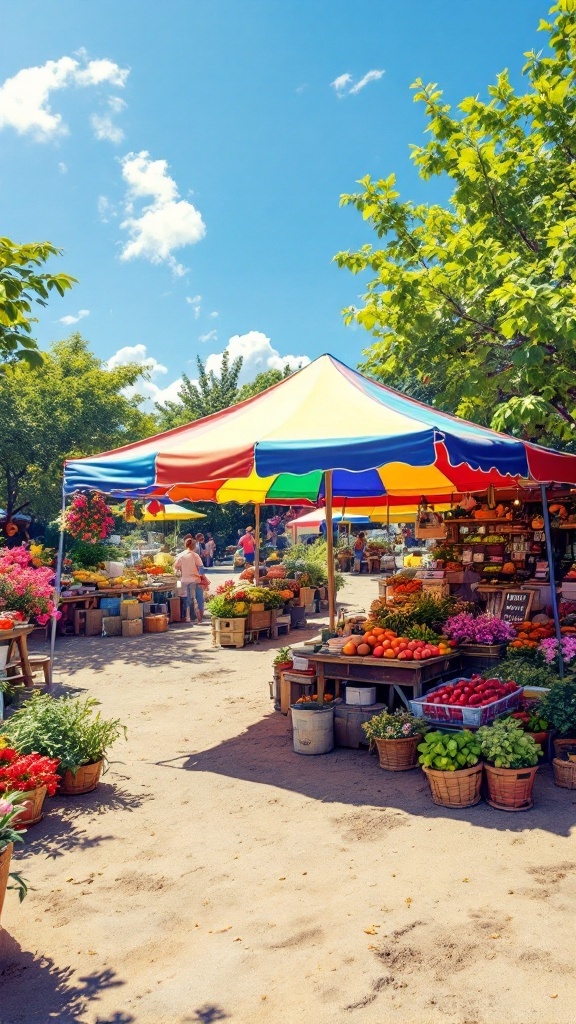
(424, 676, 520, 708)
(341, 628, 453, 660)
(295, 693, 334, 704)
(478, 717, 541, 768)
(411, 674, 523, 726)
(418, 730, 481, 771)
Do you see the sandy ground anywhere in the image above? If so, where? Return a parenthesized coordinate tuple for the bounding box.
(0, 570, 575, 1024)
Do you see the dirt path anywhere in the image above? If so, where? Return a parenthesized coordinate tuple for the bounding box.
(1, 573, 575, 1024)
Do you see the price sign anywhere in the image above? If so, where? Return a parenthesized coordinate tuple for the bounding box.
(500, 590, 534, 623)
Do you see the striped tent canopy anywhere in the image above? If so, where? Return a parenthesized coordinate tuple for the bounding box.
(64, 355, 576, 501)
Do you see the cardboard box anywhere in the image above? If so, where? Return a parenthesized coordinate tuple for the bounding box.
(85, 609, 104, 637)
(121, 601, 143, 620)
(102, 615, 122, 637)
(122, 618, 143, 637)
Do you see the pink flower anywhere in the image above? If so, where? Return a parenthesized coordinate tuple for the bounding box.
(0, 798, 13, 816)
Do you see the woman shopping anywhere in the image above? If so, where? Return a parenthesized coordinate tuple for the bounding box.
(174, 537, 208, 623)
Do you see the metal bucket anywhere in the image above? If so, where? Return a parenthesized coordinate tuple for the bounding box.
(291, 703, 334, 755)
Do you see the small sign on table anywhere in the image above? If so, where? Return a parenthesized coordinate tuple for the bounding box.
(500, 590, 534, 623)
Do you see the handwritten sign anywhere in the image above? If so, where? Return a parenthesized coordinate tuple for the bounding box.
(500, 590, 534, 623)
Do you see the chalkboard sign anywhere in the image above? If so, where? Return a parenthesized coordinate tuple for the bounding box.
(500, 590, 534, 623)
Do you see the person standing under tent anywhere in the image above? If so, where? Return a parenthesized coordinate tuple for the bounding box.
(204, 533, 216, 567)
(353, 532, 366, 573)
(238, 525, 256, 565)
(174, 537, 206, 624)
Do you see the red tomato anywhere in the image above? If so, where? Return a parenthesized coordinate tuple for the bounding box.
(372, 646, 384, 658)
(413, 651, 423, 660)
(402, 649, 414, 660)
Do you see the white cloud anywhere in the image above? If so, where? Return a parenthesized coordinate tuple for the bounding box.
(209, 311, 219, 319)
(58, 161, 67, 173)
(90, 95, 127, 143)
(106, 343, 167, 376)
(97, 195, 115, 222)
(349, 69, 385, 94)
(119, 150, 206, 273)
(59, 308, 90, 326)
(186, 294, 202, 318)
(331, 73, 352, 95)
(205, 331, 309, 383)
(331, 69, 384, 97)
(0, 54, 129, 141)
(199, 329, 218, 344)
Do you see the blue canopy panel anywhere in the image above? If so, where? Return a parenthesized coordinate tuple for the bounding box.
(255, 429, 437, 477)
(64, 452, 157, 496)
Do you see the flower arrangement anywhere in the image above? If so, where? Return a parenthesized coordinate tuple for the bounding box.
(0, 748, 60, 796)
(362, 709, 427, 744)
(64, 491, 116, 542)
(206, 594, 247, 619)
(0, 545, 59, 624)
(540, 636, 576, 666)
(443, 612, 515, 646)
(0, 792, 28, 903)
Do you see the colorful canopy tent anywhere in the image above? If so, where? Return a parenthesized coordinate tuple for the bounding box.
(136, 502, 205, 522)
(62, 354, 576, 635)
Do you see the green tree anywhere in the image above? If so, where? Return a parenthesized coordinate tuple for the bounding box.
(156, 350, 243, 430)
(335, 1, 576, 444)
(0, 333, 155, 519)
(237, 364, 294, 402)
(0, 238, 76, 366)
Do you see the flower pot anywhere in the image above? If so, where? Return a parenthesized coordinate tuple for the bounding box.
(422, 763, 483, 808)
(274, 661, 293, 672)
(484, 763, 538, 811)
(552, 757, 576, 789)
(374, 735, 419, 771)
(59, 760, 103, 795)
(13, 786, 47, 829)
(0, 842, 13, 924)
(552, 736, 576, 759)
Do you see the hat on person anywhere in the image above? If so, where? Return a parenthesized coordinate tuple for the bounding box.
(246, 526, 253, 532)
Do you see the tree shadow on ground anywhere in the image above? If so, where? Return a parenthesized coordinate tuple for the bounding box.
(184, 1007, 230, 1023)
(15, 784, 153, 861)
(154, 711, 576, 838)
(0, 931, 125, 1022)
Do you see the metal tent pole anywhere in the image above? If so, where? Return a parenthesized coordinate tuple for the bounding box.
(254, 504, 260, 581)
(49, 486, 66, 687)
(541, 484, 564, 678)
(325, 471, 336, 630)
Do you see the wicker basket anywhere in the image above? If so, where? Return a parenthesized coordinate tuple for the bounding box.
(552, 736, 576, 759)
(13, 785, 47, 828)
(552, 757, 576, 789)
(374, 735, 419, 771)
(422, 763, 483, 808)
(484, 763, 538, 811)
(60, 760, 103, 795)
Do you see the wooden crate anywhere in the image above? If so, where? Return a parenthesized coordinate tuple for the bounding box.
(422, 580, 450, 598)
(415, 524, 447, 539)
(102, 615, 122, 637)
(144, 614, 169, 633)
(213, 617, 246, 648)
(122, 618, 143, 637)
(121, 601, 143, 620)
(85, 609, 104, 637)
(334, 703, 386, 748)
(169, 596, 182, 623)
(299, 587, 315, 608)
(248, 609, 272, 632)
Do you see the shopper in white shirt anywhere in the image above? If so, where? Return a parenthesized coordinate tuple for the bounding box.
(174, 538, 206, 623)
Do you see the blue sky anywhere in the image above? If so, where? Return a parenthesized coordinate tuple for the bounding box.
(0, 0, 548, 407)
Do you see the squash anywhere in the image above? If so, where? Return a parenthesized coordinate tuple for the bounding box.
(531, 515, 544, 529)
(502, 562, 515, 574)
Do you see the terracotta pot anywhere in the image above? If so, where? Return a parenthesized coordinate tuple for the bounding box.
(0, 842, 13, 925)
(275, 662, 293, 672)
(484, 763, 538, 811)
(374, 735, 419, 772)
(59, 760, 103, 795)
(422, 763, 483, 808)
(13, 786, 47, 829)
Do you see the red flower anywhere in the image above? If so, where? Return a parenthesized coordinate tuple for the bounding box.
(0, 752, 61, 796)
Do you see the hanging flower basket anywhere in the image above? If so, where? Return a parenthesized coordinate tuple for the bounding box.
(64, 492, 116, 542)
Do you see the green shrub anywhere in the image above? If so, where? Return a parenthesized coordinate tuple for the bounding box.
(478, 717, 540, 768)
(537, 681, 576, 737)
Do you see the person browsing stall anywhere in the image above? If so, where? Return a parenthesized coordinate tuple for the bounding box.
(174, 537, 207, 623)
(238, 526, 256, 565)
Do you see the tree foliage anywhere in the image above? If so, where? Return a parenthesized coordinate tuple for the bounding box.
(335, 1, 576, 444)
(0, 334, 155, 520)
(237, 364, 293, 402)
(0, 238, 76, 367)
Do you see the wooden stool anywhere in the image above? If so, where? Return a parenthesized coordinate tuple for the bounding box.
(7, 655, 50, 685)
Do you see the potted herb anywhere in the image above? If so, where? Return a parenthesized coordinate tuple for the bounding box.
(273, 647, 293, 672)
(0, 746, 60, 827)
(5, 694, 126, 795)
(362, 710, 428, 771)
(510, 707, 550, 755)
(536, 680, 576, 759)
(478, 718, 540, 811)
(417, 730, 483, 807)
(0, 792, 28, 924)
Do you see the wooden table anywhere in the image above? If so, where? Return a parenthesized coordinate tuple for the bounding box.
(1, 625, 35, 688)
(302, 650, 462, 709)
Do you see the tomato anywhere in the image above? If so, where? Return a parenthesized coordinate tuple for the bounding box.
(402, 649, 414, 660)
(372, 646, 384, 658)
(407, 641, 418, 652)
(413, 651, 422, 660)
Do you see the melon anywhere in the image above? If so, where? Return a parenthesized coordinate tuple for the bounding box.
(357, 643, 371, 656)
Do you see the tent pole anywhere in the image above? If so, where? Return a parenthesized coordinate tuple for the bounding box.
(49, 486, 66, 687)
(541, 484, 563, 678)
(325, 471, 336, 630)
(254, 504, 260, 581)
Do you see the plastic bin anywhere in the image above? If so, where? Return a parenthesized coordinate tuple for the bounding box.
(410, 677, 523, 728)
(345, 685, 377, 706)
